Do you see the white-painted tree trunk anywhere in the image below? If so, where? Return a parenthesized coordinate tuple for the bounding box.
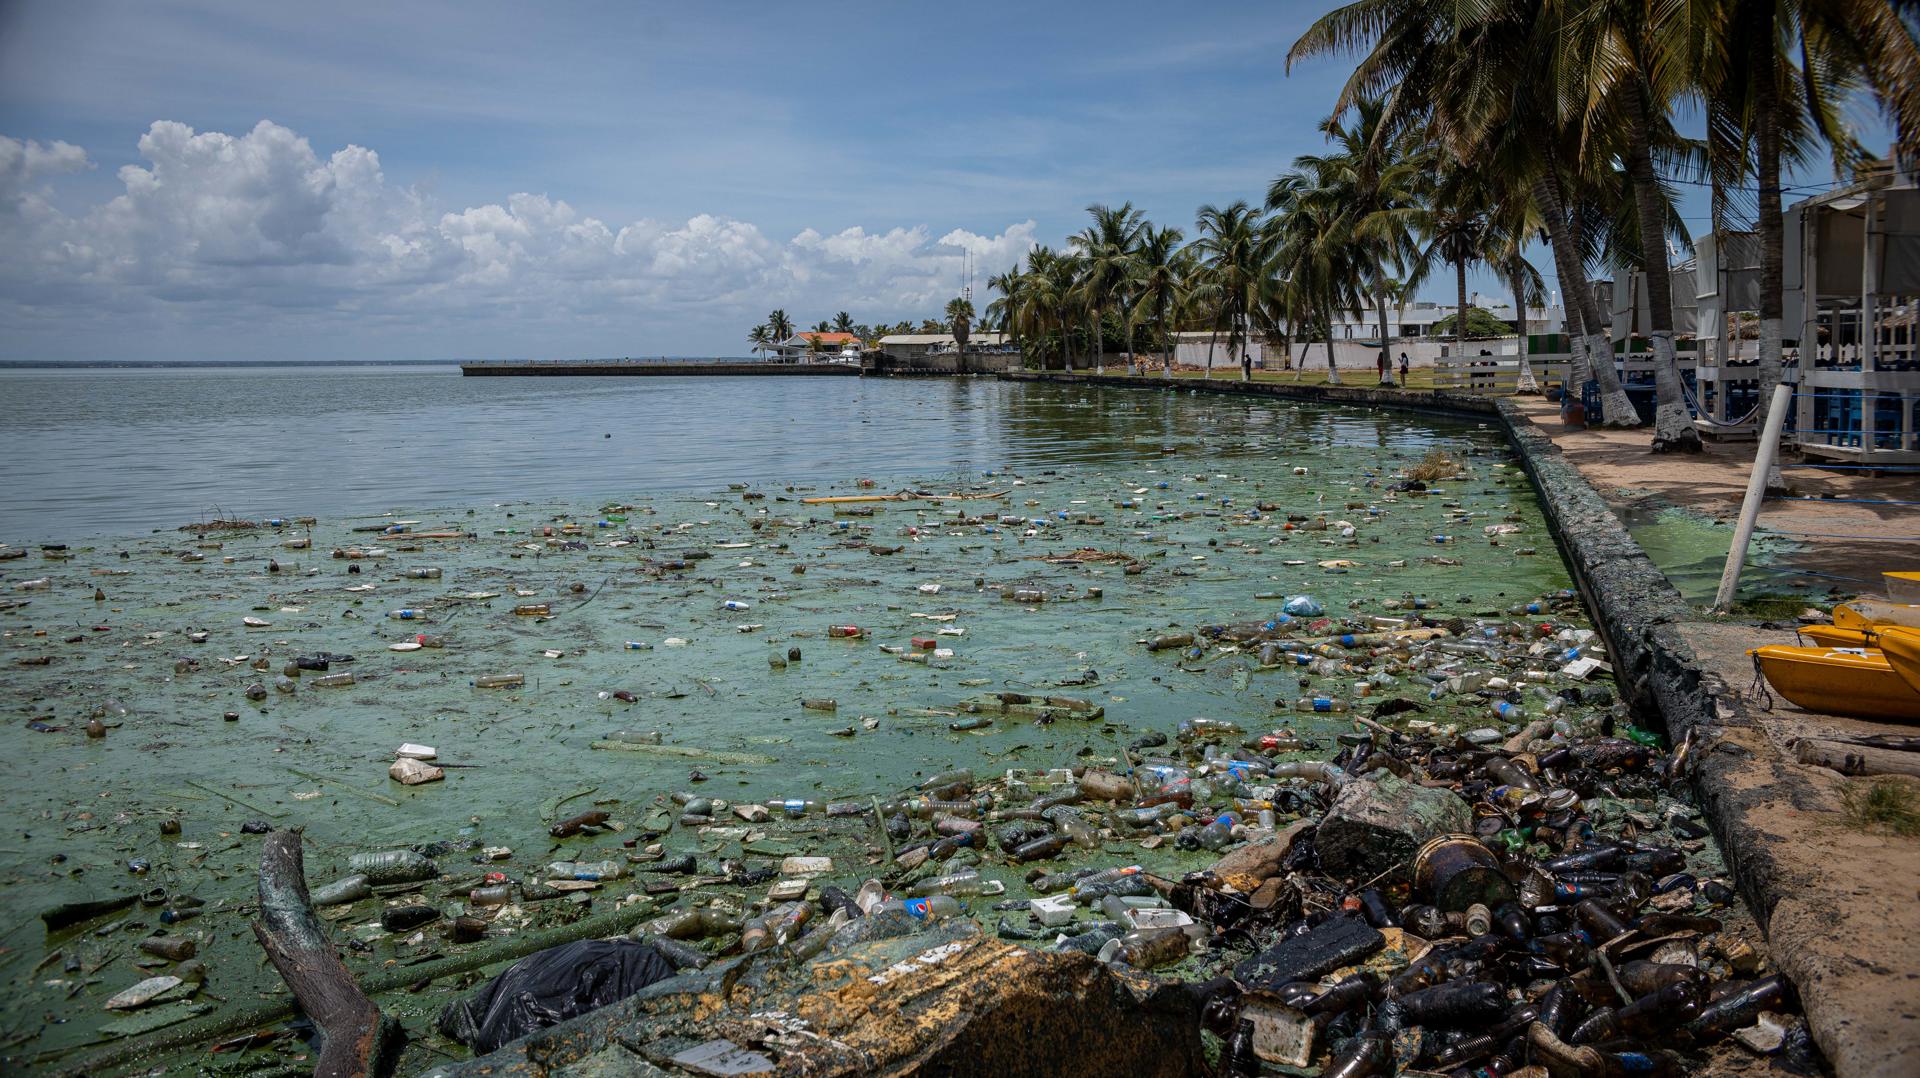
(1515, 354, 1539, 395)
(1588, 333, 1637, 427)
(1648, 331, 1703, 452)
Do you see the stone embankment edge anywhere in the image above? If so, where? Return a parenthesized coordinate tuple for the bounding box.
(999, 370, 1865, 1075)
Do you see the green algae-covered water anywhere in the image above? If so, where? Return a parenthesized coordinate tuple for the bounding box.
(0, 378, 1602, 1070)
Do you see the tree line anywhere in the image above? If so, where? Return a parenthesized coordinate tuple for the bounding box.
(745, 301, 983, 360)
(987, 1, 1916, 453)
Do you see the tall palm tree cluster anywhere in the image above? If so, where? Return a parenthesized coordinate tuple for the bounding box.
(987, 1, 1916, 452)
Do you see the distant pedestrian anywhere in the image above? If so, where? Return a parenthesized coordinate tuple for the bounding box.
(1398, 352, 1409, 381)
(1377, 351, 1391, 385)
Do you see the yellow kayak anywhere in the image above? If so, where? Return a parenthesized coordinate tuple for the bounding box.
(1878, 627, 1920, 696)
(1832, 599, 1920, 631)
(1884, 571, 1920, 604)
(1798, 625, 1876, 648)
(1748, 645, 1920, 722)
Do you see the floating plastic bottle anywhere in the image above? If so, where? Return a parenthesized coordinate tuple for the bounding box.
(310, 874, 372, 906)
(473, 673, 524, 689)
(348, 850, 438, 884)
(1292, 696, 1349, 713)
(548, 859, 626, 881)
(882, 895, 963, 921)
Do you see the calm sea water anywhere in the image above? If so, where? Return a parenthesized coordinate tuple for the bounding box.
(0, 366, 1456, 541)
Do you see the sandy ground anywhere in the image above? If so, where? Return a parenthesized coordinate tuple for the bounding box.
(1510, 401, 1920, 1078)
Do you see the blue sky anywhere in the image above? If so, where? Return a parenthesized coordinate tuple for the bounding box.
(0, 1, 1895, 361)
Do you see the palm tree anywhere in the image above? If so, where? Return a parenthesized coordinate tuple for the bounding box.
(1554, 1, 1706, 452)
(1192, 201, 1277, 382)
(1270, 174, 1359, 384)
(1025, 245, 1082, 370)
(1484, 208, 1547, 393)
(1130, 225, 1188, 380)
(1069, 203, 1146, 375)
(945, 296, 975, 374)
(987, 268, 1027, 364)
(831, 311, 855, 334)
(1288, 0, 1644, 424)
(747, 323, 771, 363)
(1410, 161, 1494, 373)
(1282, 97, 1423, 385)
(767, 309, 794, 359)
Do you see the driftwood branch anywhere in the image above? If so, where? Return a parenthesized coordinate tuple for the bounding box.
(252, 828, 397, 1078)
(61, 882, 663, 1075)
(1795, 739, 1920, 779)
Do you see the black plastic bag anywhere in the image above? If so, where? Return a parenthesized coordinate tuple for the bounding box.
(436, 939, 676, 1053)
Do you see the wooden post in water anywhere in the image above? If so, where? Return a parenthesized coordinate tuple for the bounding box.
(1712, 381, 1795, 613)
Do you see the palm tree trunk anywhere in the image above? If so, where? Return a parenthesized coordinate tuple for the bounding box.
(1625, 83, 1703, 453)
(1205, 327, 1217, 380)
(1533, 168, 1637, 425)
(1090, 308, 1103, 373)
(1513, 268, 1539, 394)
(1125, 310, 1137, 377)
(1377, 290, 1394, 386)
(1325, 297, 1341, 384)
(1753, 24, 1789, 491)
(1455, 250, 1469, 358)
(1160, 299, 1173, 380)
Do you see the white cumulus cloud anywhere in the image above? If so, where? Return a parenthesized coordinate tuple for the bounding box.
(0, 120, 1040, 358)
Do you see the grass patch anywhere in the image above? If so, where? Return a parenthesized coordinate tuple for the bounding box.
(1726, 593, 1819, 621)
(1841, 777, 1920, 837)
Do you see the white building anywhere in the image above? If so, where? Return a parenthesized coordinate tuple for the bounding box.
(877, 332, 1011, 362)
(769, 332, 863, 362)
(1313, 297, 1567, 341)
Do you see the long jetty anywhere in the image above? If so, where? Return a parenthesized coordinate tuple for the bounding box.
(460, 359, 860, 377)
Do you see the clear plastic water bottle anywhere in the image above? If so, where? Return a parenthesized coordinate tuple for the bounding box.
(388, 609, 425, 620)
(884, 895, 963, 921)
(348, 850, 438, 884)
(547, 860, 626, 881)
(907, 871, 990, 897)
(1196, 813, 1238, 850)
(1292, 696, 1349, 713)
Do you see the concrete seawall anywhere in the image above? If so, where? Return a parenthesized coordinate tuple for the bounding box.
(460, 361, 859, 377)
(1001, 369, 1915, 1077)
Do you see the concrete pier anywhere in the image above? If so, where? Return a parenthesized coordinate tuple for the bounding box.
(460, 360, 860, 377)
